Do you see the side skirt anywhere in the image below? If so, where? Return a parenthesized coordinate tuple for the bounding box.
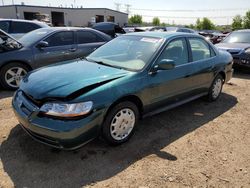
(143, 92, 208, 118)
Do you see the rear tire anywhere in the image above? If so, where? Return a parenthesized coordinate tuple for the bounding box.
(102, 101, 139, 145)
(207, 74, 224, 102)
(0, 62, 30, 90)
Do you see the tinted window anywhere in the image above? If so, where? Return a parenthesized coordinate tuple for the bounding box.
(77, 31, 104, 44)
(44, 31, 74, 47)
(11, 22, 40, 33)
(158, 38, 188, 66)
(189, 38, 211, 61)
(0, 21, 10, 32)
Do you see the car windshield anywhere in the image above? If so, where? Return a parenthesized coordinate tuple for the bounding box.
(19, 28, 51, 46)
(222, 32, 250, 43)
(87, 35, 163, 71)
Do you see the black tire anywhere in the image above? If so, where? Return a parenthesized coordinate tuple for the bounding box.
(207, 74, 224, 102)
(102, 101, 139, 145)
(0, 62, 30, 90)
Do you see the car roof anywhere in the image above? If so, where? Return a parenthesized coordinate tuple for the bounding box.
(0, 18, 48, 27)
(35, 27, 98, 32)
(125, 31, 199, 39)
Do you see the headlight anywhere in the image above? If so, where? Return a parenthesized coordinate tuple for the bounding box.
(40, 101, 93, 117)
(245, 48, 250, 54)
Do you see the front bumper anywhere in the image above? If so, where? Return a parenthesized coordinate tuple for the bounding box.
(232, 54, 250, 69)
(12, 91, 105, 150)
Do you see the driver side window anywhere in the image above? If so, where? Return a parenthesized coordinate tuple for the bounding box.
(157, 38, 188, 66)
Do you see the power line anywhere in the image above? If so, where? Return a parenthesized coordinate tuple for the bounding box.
(131, 8, 249, 12)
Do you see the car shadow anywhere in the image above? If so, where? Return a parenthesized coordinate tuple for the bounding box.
(233, 71, 250, 80)
(0, 90, 14, 100)
(0, 93, 237, 187)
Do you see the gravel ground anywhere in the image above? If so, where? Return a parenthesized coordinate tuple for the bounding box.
(0, 72, 249, 188)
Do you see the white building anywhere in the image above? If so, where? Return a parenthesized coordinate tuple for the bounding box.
(0, 5, 128, 26)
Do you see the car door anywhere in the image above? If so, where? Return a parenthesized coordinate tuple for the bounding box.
(186, 37, 216, 93)
(145, 37, 196, 111)
(33, 31, 77, 67)
(75, 30, 106, 58)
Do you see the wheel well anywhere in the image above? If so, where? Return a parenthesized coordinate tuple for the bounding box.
(218, 71, 226, 82)
(106, 95, 144, 118)
(0, 61, 32, 71)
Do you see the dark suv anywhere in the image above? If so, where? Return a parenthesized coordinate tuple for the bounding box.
(0, 19, 49, 39)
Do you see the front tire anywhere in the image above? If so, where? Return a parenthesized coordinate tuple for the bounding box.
(0, 62, 29, 90)
(207, 74, 224, 102)
(102, 101, 139, 145)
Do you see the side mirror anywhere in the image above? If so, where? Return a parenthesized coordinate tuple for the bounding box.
(37, 41, 49, 49)
(156, 59, 175, 70)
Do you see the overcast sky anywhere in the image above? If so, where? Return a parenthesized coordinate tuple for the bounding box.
(1, 0, 250, 25)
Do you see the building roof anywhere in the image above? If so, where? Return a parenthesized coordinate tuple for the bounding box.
(0, 4, 128, 15)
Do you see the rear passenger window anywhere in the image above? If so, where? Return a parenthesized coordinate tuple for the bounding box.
(45, 31, 74, 47)
(189, 38, 212, 61)
(157, 38, 188, 66)
(11, 22, 40, 33)
(77, 31, 104, 44)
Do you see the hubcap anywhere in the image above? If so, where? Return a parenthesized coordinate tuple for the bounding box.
(212, 79, 222, 99)
(110, 108, 136, 141)
(5, 67, 27, 88)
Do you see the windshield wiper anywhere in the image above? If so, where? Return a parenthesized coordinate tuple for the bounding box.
(85, 57, 121, 69)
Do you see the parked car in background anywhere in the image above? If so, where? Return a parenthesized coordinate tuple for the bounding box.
(12, 32, 233, 149)
(0, 19, 49, 39)
(216, 29, 250, 71)
(92, 22, 126, 38)
(199, 30, 228, 44)
(149, 26, 196, 34)
(0, 27, 111, 89)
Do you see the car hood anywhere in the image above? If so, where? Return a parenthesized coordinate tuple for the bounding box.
(20, 60, 132, 100)
(216, 42, 250, 51)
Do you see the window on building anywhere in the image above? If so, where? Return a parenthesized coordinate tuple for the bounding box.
(107, 16, 115, 22)
(96, 15, 104, 23)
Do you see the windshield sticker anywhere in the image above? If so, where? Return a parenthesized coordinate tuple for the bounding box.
(140, 38, 161, 43)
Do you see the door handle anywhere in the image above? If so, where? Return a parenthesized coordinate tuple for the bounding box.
(69, 48, 77, 52)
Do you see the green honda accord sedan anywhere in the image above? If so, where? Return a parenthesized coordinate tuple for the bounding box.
(12, 32, 233, 149)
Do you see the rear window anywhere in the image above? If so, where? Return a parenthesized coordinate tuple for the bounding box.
(11, 22, 40, 33)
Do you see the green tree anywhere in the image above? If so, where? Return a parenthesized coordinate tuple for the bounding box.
(201, 17, 215, 30)
(152, 17, 160, 26)
(196, 18, 202, 30)
(243, 10, 250, 29)
(232, 15, 243, 30)
(128, 15, 143, 25)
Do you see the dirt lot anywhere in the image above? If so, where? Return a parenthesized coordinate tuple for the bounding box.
(0, 72, 249, 188)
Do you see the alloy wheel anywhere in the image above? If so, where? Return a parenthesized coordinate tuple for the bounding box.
(4, 67, 27, 88)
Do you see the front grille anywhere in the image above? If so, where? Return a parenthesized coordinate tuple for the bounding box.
(15, 91, 38, 117)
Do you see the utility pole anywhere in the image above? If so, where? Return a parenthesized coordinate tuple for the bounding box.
(2, 0, 4, 6)
(124, 4, 131, 15)
(114, 3, 121, 11)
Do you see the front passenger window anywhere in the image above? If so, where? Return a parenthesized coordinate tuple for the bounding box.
(157, 38, 188, 66)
